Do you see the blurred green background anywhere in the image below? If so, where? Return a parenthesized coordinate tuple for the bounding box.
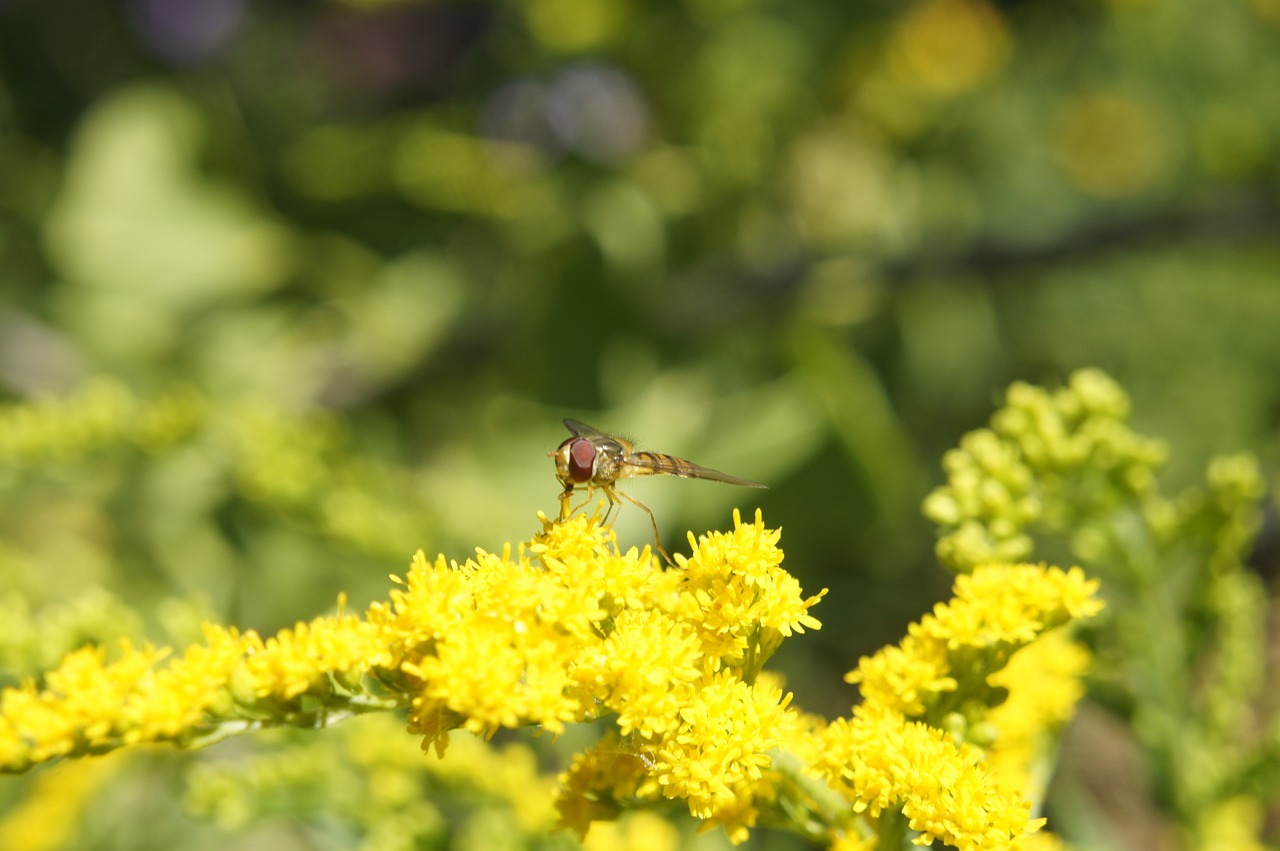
(2, 0, 1280, 847)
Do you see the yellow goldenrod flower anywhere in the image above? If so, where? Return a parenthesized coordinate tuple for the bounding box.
(671, 510, 825, 675)
(0, 505, 1106, 850)
(847, 563, 1102, 719)
(3, 507, 826, 843)
(814, 705, 1045, 851)
(556, 674, 797, 846)
(985, 631, 1093, 798)
(0, 606, 400, 772)
(585, 607, 704, 738)
(0, 642, 168, 767)
(789, 562, 1105, 849)
(651, 671, 795, 827)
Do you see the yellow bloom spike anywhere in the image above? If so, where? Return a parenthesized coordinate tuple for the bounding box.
(814, 706, 1046, 851)
(985, 631, 1093, 798)
(0, 510, 1103, 850)
(847, 563, 1102, 718)
(797, 561, 1105, 849)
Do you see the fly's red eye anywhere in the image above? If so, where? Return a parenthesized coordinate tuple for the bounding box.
(568, 438, 597, 483)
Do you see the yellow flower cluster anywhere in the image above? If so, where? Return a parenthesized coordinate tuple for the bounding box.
(848, 564, 1102, 717)
(798, 563, 1103, 851)
(0, 508, 825, 845)
(0, 604, 392, 771)
(1, 508, 1102, 850)
(816, 705, 1037, 850)
(556, 668, 798, 845)
(370, 508, 824, 841)
(984, 631, 1092, 799)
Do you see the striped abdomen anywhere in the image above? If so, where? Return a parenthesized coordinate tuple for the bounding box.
(624, 451, 765, 488)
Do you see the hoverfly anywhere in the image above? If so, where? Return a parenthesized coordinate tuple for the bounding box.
(550, 418, 765, 563)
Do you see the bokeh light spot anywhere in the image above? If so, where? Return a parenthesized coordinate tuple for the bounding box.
(889, 0, 1010, 97)
(1053, 92, 1168, 197)
(524, 0, 628, 52)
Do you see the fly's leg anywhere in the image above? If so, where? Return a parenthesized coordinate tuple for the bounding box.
(563, 486, 609, 521)
(613, 488, 674, 567)
(559, 484, 673, 566)
(600, 487, 621, 526)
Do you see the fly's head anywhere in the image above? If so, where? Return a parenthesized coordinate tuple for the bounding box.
(553, 435, 599, 491)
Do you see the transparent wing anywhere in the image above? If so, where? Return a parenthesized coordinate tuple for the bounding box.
(563, 418, 606, 438)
